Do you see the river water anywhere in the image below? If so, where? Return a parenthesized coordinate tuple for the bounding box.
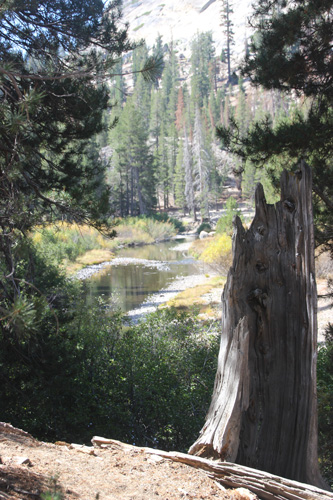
(84, 238, 205, 315)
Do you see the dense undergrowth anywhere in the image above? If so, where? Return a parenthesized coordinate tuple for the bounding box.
(317, 325, 333, 488)
(0, 276, 220, 451)
(0, 230, 218, 451)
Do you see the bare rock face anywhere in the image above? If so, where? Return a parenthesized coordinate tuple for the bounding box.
(122, 0, 252, 57)
(189, 164, 326, 489)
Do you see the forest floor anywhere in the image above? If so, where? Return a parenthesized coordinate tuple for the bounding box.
(0, 423, 255, 500)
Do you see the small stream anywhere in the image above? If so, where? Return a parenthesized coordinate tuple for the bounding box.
(83, 237, 205, 315)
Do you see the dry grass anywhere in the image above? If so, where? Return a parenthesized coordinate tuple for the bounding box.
(66, 249, 115, 274)
(189, 238, 211, 258)
(165, 276, 225, 313)
(76, 248, 114, 265)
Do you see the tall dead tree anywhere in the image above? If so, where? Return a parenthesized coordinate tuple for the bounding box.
(189, 163, 326, 489)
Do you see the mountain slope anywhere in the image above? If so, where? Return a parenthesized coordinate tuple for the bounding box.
(122, 0, 253, 58)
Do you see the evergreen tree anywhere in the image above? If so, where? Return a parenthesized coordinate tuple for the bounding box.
(150, 88, 163, 153)
(157, 122, 170, 209)
(235, 77, 251, 138)
(241, 160, 261, 202)
(161, 42, 179, 118)
(175, 87, 186, 133)
(132, 46, 153, 128)
(190, 32, 215, 109)
(167, 125, 179, 207)
(112, 98, 156, 215)
(155, 42, 179, 207)
(132, 43, 149, 86)
(208, 88, 220, 129)
(220, 0, 235, 82)
(174, 139, 186, 214)
(109, 59, 127, 108)
(217, 0, 333, 254)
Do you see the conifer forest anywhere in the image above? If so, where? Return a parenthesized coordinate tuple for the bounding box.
(0, 0, 332, 493)
(103, 32, 296, 219)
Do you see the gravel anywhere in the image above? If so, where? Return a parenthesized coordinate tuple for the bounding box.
(126, 273, 214, 323)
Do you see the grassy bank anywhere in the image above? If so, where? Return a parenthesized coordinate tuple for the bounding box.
(165, 276, 226, 319)
(30, 216, 181, 274)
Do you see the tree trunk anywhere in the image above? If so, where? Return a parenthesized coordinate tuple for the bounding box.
(189, 163, 326, 489)
(134, 166, 146, 215)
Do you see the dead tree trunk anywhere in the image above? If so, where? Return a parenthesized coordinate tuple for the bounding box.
(189, 163, 326, 488)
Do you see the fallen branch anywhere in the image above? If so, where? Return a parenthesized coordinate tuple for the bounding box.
(92, 437, 332, 500)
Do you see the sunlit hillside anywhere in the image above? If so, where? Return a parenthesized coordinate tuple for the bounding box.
(122, 0, 253, 60)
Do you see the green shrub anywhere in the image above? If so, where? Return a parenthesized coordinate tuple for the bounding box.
(197, 222, 212, 234)
(318, 324, 333, 488)
(142, 218, 176, 241)
(150, 212, 185, 233)
(0, 264, 219, 452)
(216, 197, 242, 235)
(115, 309, 220, 450)
(116, 216, 177, 244)
(31, 223, 114, 266)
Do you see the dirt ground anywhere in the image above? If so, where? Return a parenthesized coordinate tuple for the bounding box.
(0, 423, 258, 500)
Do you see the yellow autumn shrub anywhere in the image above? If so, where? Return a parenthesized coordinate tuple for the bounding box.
(200, 233, 232, 275)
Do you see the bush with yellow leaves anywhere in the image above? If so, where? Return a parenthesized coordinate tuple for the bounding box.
(201, 234, 232, 275)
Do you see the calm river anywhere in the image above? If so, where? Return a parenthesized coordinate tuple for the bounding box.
(84, 238, 204, 314)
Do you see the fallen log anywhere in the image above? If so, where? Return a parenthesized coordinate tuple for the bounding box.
(92, 437, 331, 500)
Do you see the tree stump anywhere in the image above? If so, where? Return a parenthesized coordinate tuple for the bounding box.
(189, 163, 326, 488)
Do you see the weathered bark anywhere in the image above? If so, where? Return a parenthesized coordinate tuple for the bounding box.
(92, 437, 332, 500)
(189, 163, 325, 488)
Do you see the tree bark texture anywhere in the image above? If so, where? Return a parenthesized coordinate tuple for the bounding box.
(189, 163, 325, 488)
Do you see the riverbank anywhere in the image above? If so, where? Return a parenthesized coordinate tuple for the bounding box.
(126, 272, 223, 322)
(75, 243, 331, 340)
(127, 275, 330, 343)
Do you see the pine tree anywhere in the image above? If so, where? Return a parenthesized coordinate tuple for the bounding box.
(133, 62, 152, 129)
(0, 0, 140, 322)
(112, 98, 156, 215)
(220, 0, 235, 83)
(190, 32, 215, 109)
(174, 139, 186, 214)
(150, 88, 163, 153)
(208, 88, 220, 129)
(235, 77, 250, 138)
(157, 122, 170, 209)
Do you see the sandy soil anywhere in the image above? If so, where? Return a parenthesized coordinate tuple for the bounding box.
(0, 423, 254, 500)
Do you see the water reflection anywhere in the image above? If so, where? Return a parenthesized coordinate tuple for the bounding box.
(84, 238, 202, 312)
